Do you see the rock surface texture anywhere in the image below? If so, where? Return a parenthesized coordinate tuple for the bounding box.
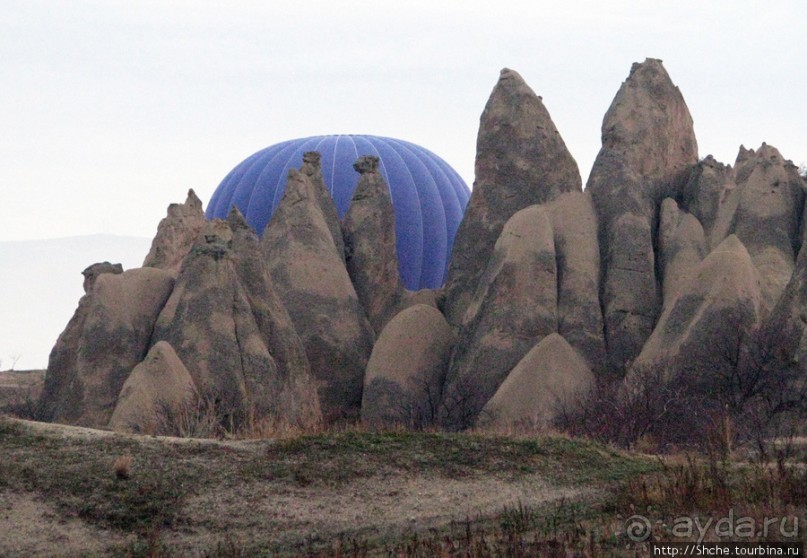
(480, 333, 594, 430)
(37, 267, 175, 426)
(442, 68, 582, 327)
(361, 304, 455, 428)
(143, 189, 207, 275)
(108, 341, 197, 433)
(342, 156, 406, 334)
(261, 162, 374, 422)
(587, 58, 698, 374)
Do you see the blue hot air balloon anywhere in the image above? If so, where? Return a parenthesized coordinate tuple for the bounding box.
(206, 135, 471, 290)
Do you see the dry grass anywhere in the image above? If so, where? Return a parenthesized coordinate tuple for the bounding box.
(0, 416, 656, 556)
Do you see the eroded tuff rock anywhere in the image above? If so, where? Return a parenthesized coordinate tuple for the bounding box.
(143, 189, 206, 275)
(37, 267, 175, 426)
(629, 235, 763, 384)
(658, 198, 707, 307)
(545, 191, 606, 369)
(480, 333, 594, 430)
(680, 155, 737, 249)
(262, 164, 374, 421)
(728, 144, 804, 312)
(342, 156, 405, 333)
(441, 205, 558, 428)
(760, 238, 807, 379)
(587, 58, 698, 373)
(301, 151, 345, 261)
(108, 341, 196, 433)
(227, 208, 322, 426)
(443, 68, 582, 327)
(81, 262, 123, 293)
(361, 304, 455, 428)
(152, 233, 292, 424)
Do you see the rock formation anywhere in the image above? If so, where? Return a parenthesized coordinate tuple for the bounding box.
(766, 245, 807, 354)
(261, 162, 374, 421)
(143, 189, 206, 275)
(544, 191, 606, 369)
(361, 304, 455, 428)
(679, 155, 737, 249)
(342, 156, 406, 333)
(658, 198, 707, 307)
(81, 261, 122, 293)
(441, 205, 558, 428)
(629, 235, 763, 384)
(37, 59, 807, 443)
(227, 208, 322, 426)
(587, 58, 698, 374)
(37, 267, 175, 426)
(726, 144, 804, 312)
(151, 221, 321, 427)
(108, 341, 196, 433)
(480, 333, 594, 430)
(300, 151, 346, 261)
(443, 68, 582, 327)
(151, 234, 276, 422)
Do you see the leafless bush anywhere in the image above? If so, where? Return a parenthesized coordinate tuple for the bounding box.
(560, 306, 807, 454)
(437, 373, 495, 432)
(141, 392, 230, 438)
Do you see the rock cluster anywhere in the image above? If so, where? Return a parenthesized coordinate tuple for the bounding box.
(38, 58, 807, 437)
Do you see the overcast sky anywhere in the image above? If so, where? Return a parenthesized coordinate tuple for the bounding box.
(1, 0, 805, 243)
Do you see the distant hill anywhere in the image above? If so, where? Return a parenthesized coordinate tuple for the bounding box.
(0, 235, 152, 370)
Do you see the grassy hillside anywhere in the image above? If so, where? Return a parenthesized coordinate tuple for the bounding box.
(1, 417, 804, 556)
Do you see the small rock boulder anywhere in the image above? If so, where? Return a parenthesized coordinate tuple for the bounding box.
(81, 261, 123, 293)
(361, 304, 455, 428)
(108, 341, 197, 433)
(480, 333, 594, 430)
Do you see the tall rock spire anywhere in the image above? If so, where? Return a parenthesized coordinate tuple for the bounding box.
(443, 68, 582, 327)
(587, 58, 698, 373)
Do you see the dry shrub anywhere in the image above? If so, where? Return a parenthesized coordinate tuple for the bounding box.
(140, 390, 330, 440)
(557, 361, 736, 454)
(231, 409, 324, 440)
(558, 314, 807, 454)
(113, 454, 133, 480)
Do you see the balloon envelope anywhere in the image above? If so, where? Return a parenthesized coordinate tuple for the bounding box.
(206, 134, 471, 290)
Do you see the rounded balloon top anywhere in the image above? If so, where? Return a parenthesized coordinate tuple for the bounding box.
(206, 134, 471, 290)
